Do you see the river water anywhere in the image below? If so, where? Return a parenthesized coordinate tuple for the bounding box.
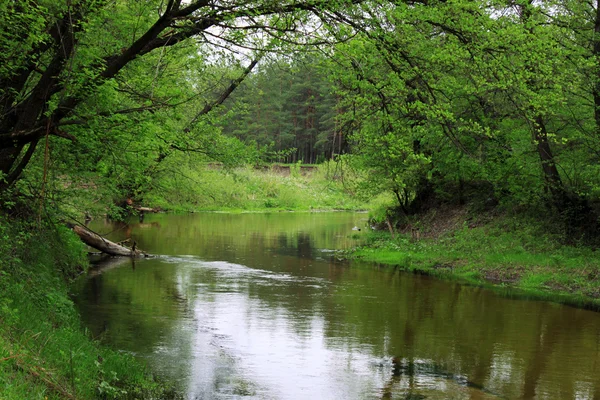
(73, 212, 600, 399)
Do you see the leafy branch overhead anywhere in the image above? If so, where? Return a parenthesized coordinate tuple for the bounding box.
(0, 0, 359, 186)
(3, 0, 600, 230)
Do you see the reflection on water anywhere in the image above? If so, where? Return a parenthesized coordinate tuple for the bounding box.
(73, 212, 600, 399)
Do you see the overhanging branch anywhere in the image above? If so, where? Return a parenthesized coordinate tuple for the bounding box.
(184, 56, 262, 132)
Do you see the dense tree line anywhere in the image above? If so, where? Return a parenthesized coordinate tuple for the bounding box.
(218, 55, 348, 164)
(3, 0, 600, 237)
(323, 1, 600, 236)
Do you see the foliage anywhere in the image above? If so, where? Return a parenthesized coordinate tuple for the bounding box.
(320, 0, 600, 233)
(0, 0, 362, 214)
(218, 54, 345, 164)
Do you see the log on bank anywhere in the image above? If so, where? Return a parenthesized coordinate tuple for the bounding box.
(70, 224, 146, 257)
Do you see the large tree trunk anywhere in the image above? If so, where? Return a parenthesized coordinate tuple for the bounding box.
(533, 115, 567, 208)
(70, 224, 145, 257)
(594, 0, 600, 135)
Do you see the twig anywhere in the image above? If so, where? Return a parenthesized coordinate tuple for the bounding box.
(0, 354, 22, 362)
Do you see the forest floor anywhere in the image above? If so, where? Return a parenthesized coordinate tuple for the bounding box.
(350, 204, 600, 310)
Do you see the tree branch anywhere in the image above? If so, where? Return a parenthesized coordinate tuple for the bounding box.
(184, 56, 262, 132)
(4, 140, 39, 187)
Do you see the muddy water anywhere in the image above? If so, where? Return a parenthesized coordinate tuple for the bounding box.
(73, 212, 600, 399)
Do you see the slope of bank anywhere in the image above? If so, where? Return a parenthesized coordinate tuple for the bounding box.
(0, 215, 178, 399)
(351, 205, 600, 309)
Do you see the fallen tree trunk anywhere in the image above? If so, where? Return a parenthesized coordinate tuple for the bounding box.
(134, 206, 160, 213)
(70, 224, 145, 257)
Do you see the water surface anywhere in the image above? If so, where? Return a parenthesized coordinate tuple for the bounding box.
(73, 212, 600, 399)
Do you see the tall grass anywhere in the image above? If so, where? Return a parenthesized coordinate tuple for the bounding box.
(144, 162, 375, 212)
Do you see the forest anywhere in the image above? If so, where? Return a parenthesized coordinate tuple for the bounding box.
(2, 0, 600, 398)
(2, 0, 600, 232)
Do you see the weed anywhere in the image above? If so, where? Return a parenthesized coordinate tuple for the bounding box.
(144, 164, 370, 212)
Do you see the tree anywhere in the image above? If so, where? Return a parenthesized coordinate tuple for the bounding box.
(218, 54, 342, 164)
(321, 0, 600, 225)
(0, 0, 358, 191)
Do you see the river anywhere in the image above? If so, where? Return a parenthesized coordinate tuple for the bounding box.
(72, 212, 600, 399)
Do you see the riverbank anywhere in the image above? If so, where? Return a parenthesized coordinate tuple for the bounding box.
(64, 161, 383, 221)
(0, 215, 179, 399)
(140, 163, 373, 213)
(351, 205, 600, 310)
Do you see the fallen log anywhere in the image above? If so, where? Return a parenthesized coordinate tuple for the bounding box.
(69, 224, 145, 257)
(133, 206, 160, 213)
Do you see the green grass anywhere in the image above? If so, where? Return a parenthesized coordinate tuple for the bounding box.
(0, 215, 179, 399)
(350, 211, 600, 309)
(144, 163, 373, 213)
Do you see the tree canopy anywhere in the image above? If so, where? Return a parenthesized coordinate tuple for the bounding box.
(3, 0, 600, 233)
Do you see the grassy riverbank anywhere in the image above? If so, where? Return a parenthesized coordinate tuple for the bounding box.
(141, 162, 372, 213)
(0, 215, 178, 399)
(352, 205, 600, 309)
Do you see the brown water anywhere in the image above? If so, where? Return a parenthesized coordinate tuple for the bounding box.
(73, 212, 600, 399)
